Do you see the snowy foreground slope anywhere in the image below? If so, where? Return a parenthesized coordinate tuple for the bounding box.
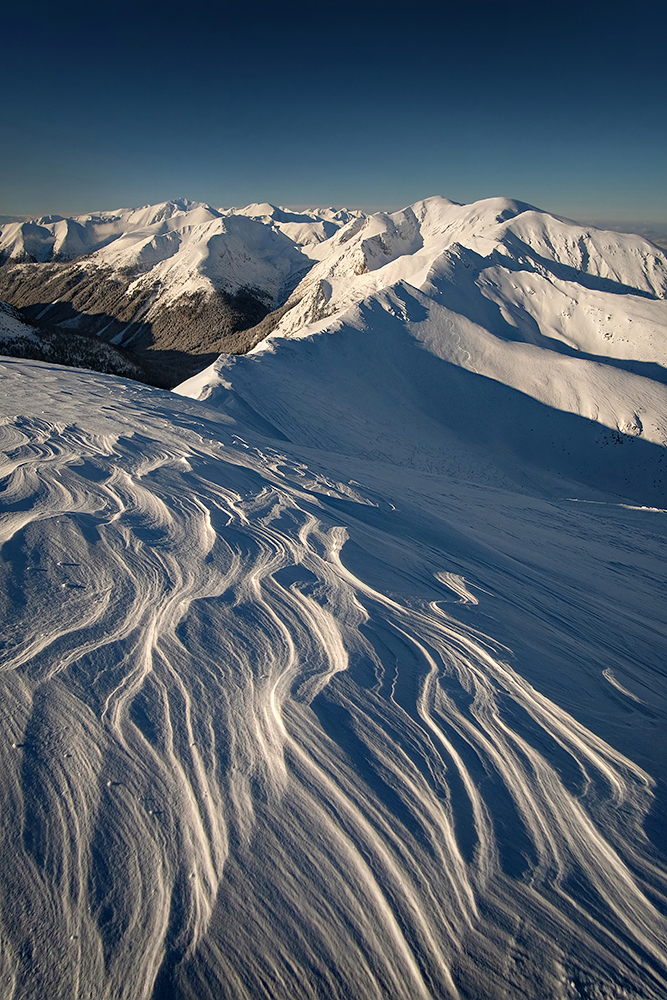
(1, 343, 666, 1000)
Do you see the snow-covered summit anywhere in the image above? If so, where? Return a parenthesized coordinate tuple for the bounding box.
(0, 199, 359, 265)
(272, 195, 667, 335)
(179, 194, 667, 501)
(1, 192, 666, 399)
(0, 199, 222, 264)
(230, 202, 364, 247)
(250, 194, 667, 370)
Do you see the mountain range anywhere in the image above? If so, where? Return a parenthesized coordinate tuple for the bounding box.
(1, 195, 665, 390)
(0, 200, 359, 383)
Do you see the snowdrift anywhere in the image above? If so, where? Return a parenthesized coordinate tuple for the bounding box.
(0, 350, 665, 998)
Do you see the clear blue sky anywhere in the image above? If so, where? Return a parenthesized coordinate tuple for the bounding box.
(2, 0, 666, 223)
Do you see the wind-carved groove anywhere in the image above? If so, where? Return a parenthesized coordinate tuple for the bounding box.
(0, 411, 665, 999)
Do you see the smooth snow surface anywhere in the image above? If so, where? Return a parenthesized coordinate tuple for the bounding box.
(1, 351, 666, 1000)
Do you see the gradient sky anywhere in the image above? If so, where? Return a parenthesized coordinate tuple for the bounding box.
(2, 0, 666, 222)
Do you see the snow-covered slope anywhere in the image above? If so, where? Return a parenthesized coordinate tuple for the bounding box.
(0, 352, 665, 1000)
(178, 285, 667, 506)
(265, 195, 667, 351)
(231, 202, 364, 248)
(180, 195, 667, 500)
(0, 199, 212, 263)
(2, 196, 667, 997)
(0, 299, 42, 347)
(3, 194, 665, 397)
(0, 299, 145, 381)
(0, 200, 359, 265)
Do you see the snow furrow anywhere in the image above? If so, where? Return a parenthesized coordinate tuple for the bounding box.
(0, 363, 666, 999)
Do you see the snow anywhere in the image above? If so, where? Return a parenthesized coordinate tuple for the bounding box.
(231, 202, 364, 248)
(260, 196, 667, 347)
(1, 195, 667, 999)
(2, 195, 665, 360)
(0, 300, 42, 346)
(178, 286, 667, 506)
(0, 201, 342, 343)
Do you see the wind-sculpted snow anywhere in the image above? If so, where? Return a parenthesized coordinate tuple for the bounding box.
(1, 358, 666, 999)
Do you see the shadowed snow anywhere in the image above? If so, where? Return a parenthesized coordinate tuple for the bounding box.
(0, 354, 665, 999)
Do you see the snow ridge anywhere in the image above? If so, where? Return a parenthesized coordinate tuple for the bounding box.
(181, 195, 667, 486)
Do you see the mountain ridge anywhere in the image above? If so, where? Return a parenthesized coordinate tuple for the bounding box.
(0, 199, 364, 384)
(0, 194, 665, 396)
